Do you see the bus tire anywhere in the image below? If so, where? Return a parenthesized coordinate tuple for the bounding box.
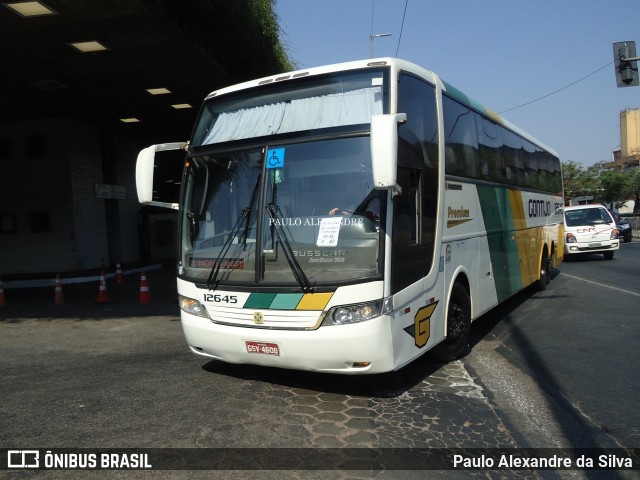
(431, 282, 471, 362)
(603, 251, 614, 260)
(535, 250, 549, 291)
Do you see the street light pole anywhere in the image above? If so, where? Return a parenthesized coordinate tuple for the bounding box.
(369, 32, 392, 58)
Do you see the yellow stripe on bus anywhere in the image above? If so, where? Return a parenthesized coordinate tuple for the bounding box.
(296, 292, 334, 311)
(508, 190, 537, 287)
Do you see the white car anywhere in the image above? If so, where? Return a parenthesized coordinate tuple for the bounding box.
(563, 205, 619, 259)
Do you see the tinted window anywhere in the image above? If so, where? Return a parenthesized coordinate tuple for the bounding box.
(443, 97, 478, 177)
(476, 115, 504, 183)
(392, 74, 439, 293)
(443, 94, 561, 194)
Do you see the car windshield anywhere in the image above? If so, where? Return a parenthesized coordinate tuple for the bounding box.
(565, 207, 612, 227)
(179, 136, 386, 289)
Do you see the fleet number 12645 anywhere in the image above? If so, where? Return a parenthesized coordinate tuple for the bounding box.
(203, 294, 238, 304)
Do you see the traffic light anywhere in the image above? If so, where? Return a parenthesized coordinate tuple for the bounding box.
(613, 41, 639, 87)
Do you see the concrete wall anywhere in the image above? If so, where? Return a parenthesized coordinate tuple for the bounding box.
(0, 118, 147, 275)
(0, 119, 76, 273)
(66, 120, 110, 270)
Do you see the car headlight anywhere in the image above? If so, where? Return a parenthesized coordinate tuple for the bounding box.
(566, 232, 577, 243)
(324, 300, 383, 326)
(611, 229, 619, 240)
(619, 224, 630, 230)
(179, 295, 210, 318)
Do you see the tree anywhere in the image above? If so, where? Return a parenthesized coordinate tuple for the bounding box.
(562, 160, 590, 202)
(561, 160, 638, 211)
(628, 168, 640, 214)
(596, 168, 632, 209)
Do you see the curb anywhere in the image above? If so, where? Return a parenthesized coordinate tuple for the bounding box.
(3, 264, 164, 289)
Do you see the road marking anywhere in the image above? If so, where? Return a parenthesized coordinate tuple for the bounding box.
(561, 273, 640, 297)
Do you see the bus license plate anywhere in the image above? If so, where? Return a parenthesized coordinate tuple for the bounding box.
(246, 341, 280, 356)
(588, 243, 601, 248)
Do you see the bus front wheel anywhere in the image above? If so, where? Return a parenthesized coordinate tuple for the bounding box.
(431, 283, 471, 362)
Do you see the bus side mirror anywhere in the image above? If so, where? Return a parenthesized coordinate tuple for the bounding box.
(370, 113, 407, 194)
(135, 142, 187, 210)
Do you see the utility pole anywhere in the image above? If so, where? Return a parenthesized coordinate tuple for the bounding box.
(369, 33, 391, 58)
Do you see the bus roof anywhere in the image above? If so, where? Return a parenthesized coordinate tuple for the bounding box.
(204, 57, 558, 158)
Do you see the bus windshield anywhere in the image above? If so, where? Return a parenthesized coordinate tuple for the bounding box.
(180, 136, 386, 288)
(181, 67, 390, 289)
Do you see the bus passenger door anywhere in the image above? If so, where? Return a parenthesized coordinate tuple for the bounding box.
(389, 166, 445, 369)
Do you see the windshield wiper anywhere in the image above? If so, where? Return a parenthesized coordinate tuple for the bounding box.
(240, 173, 260, 249)
(207, 173, 261, 289)
(266, 203, 313, 293)
(206, 208, 251, 290)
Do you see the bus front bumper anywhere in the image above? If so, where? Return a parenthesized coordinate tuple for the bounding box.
(180, 312, 395, 374)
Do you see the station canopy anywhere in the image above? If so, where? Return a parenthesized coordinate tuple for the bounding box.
(0, 0, 289, 143)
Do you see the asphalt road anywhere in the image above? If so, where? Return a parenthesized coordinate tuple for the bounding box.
(1, 245, 639, 479)
(462, 239, 640, 480)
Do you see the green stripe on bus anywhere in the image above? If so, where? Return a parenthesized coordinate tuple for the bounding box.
(443, 81, 504, 125)
(243, 293, 277, 309)
(477, 185, 524, 302)
(270, 293, 304, 310)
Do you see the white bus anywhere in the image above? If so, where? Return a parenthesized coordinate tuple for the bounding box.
(136, 58, 564, 374)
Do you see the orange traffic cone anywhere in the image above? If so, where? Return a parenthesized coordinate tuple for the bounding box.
(115, 262, 124, 284)
(96, 271, 110, 303)
(54, 275, 64, 304)
(0, 276, 6, 306)
(139, 271, 151, 304)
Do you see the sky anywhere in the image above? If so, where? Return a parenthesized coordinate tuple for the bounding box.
(274, 0, 640, 166)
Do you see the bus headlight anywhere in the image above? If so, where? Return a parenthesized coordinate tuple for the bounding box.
(611, 229, 619, 240)
(179, 295, 210, 318)
(566, 232, 576, 243)
(324, 300, 382, 326)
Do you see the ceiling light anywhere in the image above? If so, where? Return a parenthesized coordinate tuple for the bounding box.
(146, 88, 171, 95)
(171, 103, 192, 110)
(3, 1, 56, 17)
(69, 41, 108, 53)
(120, 118, 140, 123)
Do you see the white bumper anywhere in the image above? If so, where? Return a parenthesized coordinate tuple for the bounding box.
(180, 312, 395, 374)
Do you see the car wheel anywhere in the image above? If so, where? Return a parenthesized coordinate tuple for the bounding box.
(603, 251, 614, 260)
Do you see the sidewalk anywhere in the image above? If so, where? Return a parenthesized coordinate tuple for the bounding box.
(0, 265, 180, 321)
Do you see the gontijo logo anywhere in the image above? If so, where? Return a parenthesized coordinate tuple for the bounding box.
(528, 199, 563, 218)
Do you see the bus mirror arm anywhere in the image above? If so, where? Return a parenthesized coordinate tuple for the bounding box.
(370, 113, 407, 195)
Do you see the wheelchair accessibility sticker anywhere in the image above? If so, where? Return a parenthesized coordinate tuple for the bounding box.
(266, 148, 285, 169)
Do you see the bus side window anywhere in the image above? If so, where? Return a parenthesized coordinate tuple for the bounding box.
(442, 95, 478, 178)
(476, 115, 504, 183)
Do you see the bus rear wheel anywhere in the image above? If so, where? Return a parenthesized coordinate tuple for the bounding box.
(535, 250, 550, 291)
(431, 283, 471, 362)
